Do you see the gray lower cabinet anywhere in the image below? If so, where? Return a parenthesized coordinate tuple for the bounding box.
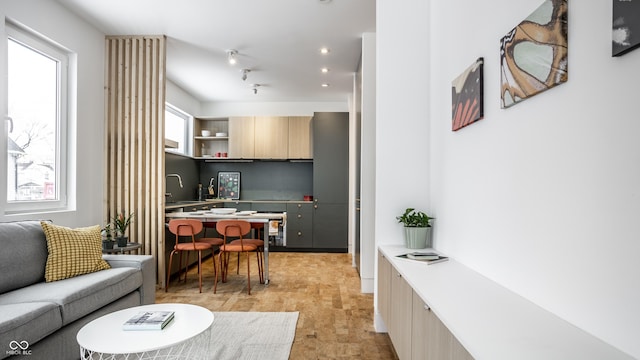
(251, 202, 286, 212)
(225, 201, 251, 211)
(312, 112, 349, 251)
(286, 203, 313, 248)
(311, 203, 348, 250)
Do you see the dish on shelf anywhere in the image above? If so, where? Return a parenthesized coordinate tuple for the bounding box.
(235, 210, 257, 216)
(201, 130, 211, 137)
(215, 132, 227, 137)
(210, 208, 236, 214)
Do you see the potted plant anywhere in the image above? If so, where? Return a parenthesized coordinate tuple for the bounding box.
(396, 208, 434, 249)
(101, 224, 116, 250)
(113, 212, 135, 247)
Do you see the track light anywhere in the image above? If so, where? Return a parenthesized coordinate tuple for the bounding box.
(241, 69, 251, 81)
(226, 49, 238, 65)
(251, 84, 260, 94)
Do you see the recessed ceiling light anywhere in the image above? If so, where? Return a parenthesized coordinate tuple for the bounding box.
(321, 68, 330, 73)
(320, 47, 330, 55)
(318, 0, 333, 3)
(321, 83, 330, 87)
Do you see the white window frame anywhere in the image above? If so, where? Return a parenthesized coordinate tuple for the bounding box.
(4, 21, 72, 214)
(165, 103, 192, 156)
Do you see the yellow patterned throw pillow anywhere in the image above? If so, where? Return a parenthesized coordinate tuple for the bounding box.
(41, 222, 111, 282)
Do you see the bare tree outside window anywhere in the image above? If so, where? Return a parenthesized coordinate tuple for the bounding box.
(7, 32, 60, 202)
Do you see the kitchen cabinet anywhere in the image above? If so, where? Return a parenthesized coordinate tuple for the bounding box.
(378, 252, 391, 326)
(254, 116, 289, 159)
(194, 118, 228, 158)
(312, 112, 349, 251)
(251, 202, 287, 212)
(228, 116, 255, 158)
(196, 116, 313, 160)
(286, 202, 313, 248)
(390, 261, 413, 360)
(412, 292, 430, 360)
(288, 116, 312, 159)
(378, 249, 474, 360)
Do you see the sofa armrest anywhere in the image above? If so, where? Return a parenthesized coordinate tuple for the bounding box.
(102, 255, 156, 305)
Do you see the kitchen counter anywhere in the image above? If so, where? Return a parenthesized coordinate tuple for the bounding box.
(165, 211, 287, 285)
(164, 199, 312, 211)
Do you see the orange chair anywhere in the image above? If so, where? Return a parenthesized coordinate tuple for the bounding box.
(200, 221, 224, 249)
(165, 219, 215, 293)
(229, 222, 265, 284)
(214, 220, 260, 295)
(202, 221, 217, 237)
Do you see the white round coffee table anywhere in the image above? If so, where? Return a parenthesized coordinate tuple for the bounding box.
(77, 303, 213, 360)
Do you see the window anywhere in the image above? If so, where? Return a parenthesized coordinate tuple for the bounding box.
(5, 22, 71, 213)
(165, 103, 191, 155)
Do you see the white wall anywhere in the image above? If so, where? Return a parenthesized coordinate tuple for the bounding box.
(360, 32, 377, 293)
(166, 80, 201, 116)
(0, 0, 105, 227)
(376, 0, 640, 357)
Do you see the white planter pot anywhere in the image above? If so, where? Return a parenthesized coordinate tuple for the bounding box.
(403, 227, 432, 249)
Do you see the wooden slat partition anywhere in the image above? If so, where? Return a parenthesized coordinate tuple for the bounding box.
(104, 35, 166, 287)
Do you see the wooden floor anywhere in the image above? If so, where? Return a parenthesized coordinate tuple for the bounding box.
(156, 252, 397, 359)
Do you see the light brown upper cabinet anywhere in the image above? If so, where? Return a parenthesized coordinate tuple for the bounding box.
(228, 116, 255, 158)
(288, 116, 312, 159)
(254, 116, 289, 159)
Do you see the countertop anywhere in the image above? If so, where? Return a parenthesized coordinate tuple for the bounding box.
(379, 245, 634, 360)
(164, 199, 313, 210)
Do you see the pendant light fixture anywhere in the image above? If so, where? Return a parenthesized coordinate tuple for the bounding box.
(226, 49, 238, 65)
(241, 69, 251, 81)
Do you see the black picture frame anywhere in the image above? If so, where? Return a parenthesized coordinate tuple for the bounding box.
(612, 0, 640, 56)
(217, 171, 240, 200)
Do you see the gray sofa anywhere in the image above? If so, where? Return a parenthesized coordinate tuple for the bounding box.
(0, 221, 155, 360)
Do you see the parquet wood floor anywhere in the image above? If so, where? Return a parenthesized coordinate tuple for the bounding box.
(156, 252, 397, 359)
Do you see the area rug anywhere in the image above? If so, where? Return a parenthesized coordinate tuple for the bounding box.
(208, 311, 299, 360)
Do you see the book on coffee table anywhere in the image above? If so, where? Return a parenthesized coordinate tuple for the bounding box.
(122, 311, 175, 331)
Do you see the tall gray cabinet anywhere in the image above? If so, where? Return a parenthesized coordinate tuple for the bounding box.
(312, 112, 349, 251)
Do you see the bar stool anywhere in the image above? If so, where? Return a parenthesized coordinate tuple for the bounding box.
(165, 219, 215, 293)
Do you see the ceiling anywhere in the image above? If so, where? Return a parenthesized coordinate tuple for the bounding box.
(55, 0, 376, 104)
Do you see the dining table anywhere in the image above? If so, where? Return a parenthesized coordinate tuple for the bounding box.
(164, 210, 286, 285)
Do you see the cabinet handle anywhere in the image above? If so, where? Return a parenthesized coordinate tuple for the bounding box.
(396, 273, 401, 278)
(297, 204, 302, 208)
(314, 205, 318, 209)
(297, 214, 302, 219)
(297, 231, 302, 236)
(424, 303, 430, 311)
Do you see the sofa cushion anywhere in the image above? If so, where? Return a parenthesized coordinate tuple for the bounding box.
(0, 267, 142, 326)
(0, 302, 62, 353)
(0, 221, 48, 295)
(40, 222, 110, 282)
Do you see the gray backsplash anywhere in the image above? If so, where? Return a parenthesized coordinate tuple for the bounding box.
(165, 152, 313, 202)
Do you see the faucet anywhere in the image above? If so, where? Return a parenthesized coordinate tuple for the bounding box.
(165, 174, 184, 198)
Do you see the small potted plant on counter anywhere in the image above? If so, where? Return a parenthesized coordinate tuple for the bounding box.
(113, 212, 135, 247)
(396, 208, 434, 249)
(101, 224, 115, 250)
